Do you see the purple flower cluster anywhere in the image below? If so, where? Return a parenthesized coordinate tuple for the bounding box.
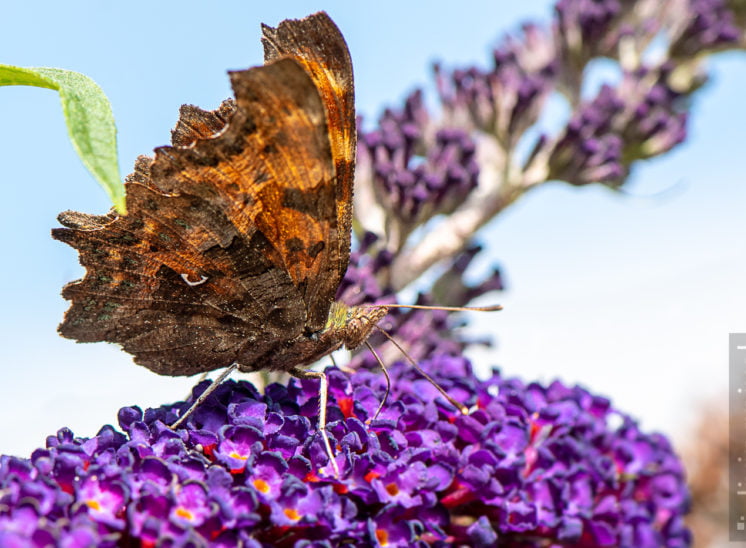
(356, 0, 745, 229)
(357, 91, 480, 233)
(545, 84, 626, 185)
(0, 356, 691, 546)
(554, 0, 634, 72)
(670, 0, 742, 58)
(547, 66, 688, 186)
(435, 23, 556, 145)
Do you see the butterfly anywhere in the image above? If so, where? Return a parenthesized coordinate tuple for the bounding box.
(53, 12, 385, 374)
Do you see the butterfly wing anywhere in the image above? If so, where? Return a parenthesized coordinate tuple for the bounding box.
(262, 12, 356, 317)
(54, 54, 340, 375)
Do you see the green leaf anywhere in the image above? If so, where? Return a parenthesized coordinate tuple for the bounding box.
(0, 65, 124, 213)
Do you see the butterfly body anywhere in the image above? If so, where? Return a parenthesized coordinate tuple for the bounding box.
(235, 302, 388, 375)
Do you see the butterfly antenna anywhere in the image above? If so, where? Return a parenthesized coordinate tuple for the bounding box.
(364, 340, 391, 423)
(372, 325, 469, 415)
(171, 363, 239, 429)
(289, 367, 340, 478)
(369, 303, 503, 312)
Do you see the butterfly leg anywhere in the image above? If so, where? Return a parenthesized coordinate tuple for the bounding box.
(289, 367, 340, 477)
(183, 371, 210, 401)
(171, 363, 239, 429)
(363, 341, 391, 423)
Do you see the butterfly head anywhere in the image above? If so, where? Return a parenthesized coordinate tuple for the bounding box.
(326, 302, 388, 350)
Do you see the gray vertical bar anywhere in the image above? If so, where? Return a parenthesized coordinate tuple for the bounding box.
(730, 333, 746, 541)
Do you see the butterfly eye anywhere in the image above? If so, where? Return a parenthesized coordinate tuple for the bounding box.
(307, 331, 321, 341)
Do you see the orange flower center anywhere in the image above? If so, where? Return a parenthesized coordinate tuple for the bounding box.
(174, 507, 194, 521)
(284, 508, 301, 521)
(364, 470, 381, 483)
(253, 478, 270, 493)
(85, 499, 101, 511)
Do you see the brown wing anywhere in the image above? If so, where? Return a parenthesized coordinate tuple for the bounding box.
(54, 57, 338, 375)
(148, 56, 345, 331)
(262, 11, 356, 291)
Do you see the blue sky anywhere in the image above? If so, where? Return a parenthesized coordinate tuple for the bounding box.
(1, 1, 744, 456)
